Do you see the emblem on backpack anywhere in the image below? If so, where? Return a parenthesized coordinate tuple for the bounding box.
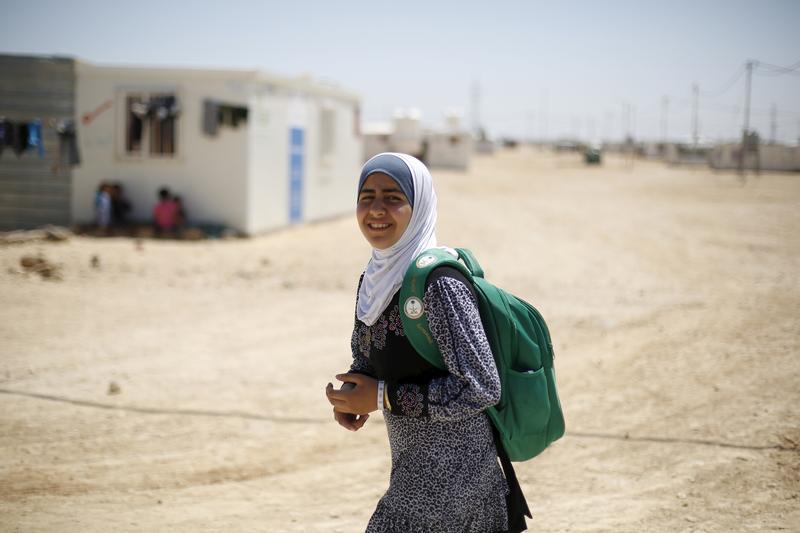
(416, 254, 437, 268)
(403, 297, 424, 319)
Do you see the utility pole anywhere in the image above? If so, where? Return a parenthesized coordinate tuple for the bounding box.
(621, 101, 634, 166)
(571, 116, 580, 139)
(540, 89, 549, 142)
(743, 61, 753, 137)
(739, 60, 754, 174)
(660, 95, 669, 144)
(770, 103, 777, 144)
(470, 80, 481, 138)
(526, 111, 535, 144)
(621, 101, 630, 141)
(691, 83, 699, 147)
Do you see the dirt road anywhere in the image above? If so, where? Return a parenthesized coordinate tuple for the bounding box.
(1, 150, 798, 532)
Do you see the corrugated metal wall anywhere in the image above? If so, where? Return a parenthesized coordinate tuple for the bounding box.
(0, 54, 75, 231)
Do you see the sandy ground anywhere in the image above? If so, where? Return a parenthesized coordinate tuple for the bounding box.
(1, 149, 798, 532)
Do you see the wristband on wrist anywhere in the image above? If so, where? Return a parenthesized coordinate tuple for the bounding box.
(384, 385, 392, 412)
(377, 380, 385, 411)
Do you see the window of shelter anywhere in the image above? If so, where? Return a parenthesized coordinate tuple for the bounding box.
(123, 93, 179, 157)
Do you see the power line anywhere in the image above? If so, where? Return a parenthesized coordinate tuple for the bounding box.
(754, 69, 800, 78)
(670, 58, 800, 110)
(700, 65, 745, 97)
(754, 59, 800, 77)
(755, 59, 800, 73)
(666, 98, 800, 117)
(754, 67, 800, 77)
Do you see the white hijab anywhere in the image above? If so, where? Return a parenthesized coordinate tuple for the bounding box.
(357, 153, 438, 326)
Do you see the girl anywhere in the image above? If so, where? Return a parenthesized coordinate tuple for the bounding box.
(325, 153, 528, 532)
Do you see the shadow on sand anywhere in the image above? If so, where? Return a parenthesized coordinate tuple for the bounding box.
(2, 387, 796, 452)
(0, 387, 327, 424)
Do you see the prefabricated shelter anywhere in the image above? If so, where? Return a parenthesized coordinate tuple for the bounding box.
(425, 132, 471, 170)
(663, 143, 712, 166)
(0, 54, 78, 231)
(363, 121, 393, 161)
(709, 142, 800, 172)
(362, 108, 425, 161)
(363, 109, 471, 170)
(390, 108, 424, 159)
(424, 113, 471, 170)
(473, 129, 496, 155)
(74, 62, 362, 234)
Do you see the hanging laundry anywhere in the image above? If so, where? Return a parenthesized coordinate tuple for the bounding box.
(203, 99, 220, 136)
(150, 95, 180, 120)
(230, 106, 248, 127)
(56, 118, 81, 166)
(27, 119, 45, 158)
(0, 118, 11, 156)
(131, 101, 149, 118)
(12, 122, 29, 156)
(128, 114, 143, 150)
(202, 99, 248, 136)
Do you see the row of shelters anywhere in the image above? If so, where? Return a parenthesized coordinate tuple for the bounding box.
(363, 109, 472, 170)
(604, 138, 800, 172)
(1, 54, 362, 234)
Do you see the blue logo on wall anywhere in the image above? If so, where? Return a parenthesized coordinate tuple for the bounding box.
(289, 128, 304, 223)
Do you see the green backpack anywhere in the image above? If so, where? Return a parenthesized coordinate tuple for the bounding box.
(399, 247, 565, 462)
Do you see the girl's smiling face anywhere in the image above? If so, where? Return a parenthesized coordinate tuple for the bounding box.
(357, 172, 412, 249)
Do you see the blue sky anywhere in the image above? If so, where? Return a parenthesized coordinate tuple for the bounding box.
(2, 0, 799, 142)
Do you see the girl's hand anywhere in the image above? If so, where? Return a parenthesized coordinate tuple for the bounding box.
(325, 373, 379, 415)
(328, 381, 370, 431)
(332, 409, 370, 431)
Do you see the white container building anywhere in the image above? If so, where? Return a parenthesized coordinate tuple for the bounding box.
(424, 112, 471, 170)
(74, 62, 362, 235)
(362, 121, 393, 161)
(389, 109, 424, 159)
(363, 109, 471, 170)
(709, 143, 800, 172)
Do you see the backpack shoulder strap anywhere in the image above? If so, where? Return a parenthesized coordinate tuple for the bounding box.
(454, 247, 484, 278)
(400, 248, 472, 370)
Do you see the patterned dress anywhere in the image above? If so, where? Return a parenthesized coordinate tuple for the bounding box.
(350, 269, 510, 533)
